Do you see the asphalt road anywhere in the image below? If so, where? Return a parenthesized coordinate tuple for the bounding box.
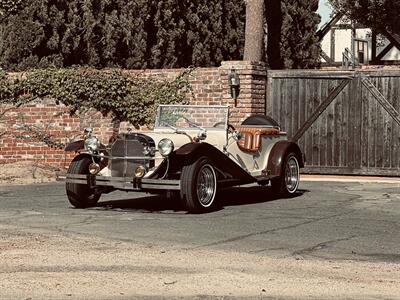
(0, 180, 399, 263)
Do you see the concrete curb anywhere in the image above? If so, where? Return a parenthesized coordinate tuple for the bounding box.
(301, 174, 400, 183)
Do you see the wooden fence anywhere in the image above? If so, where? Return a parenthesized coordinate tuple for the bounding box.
(266, 69, 400, 176)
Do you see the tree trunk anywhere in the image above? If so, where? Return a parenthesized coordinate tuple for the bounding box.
(243, 0, 265, 61)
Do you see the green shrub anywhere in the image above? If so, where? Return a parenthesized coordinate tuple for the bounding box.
(0, 67, 193, 128)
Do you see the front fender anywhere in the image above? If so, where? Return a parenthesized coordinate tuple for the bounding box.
(65, 140, 85, 152)
(65, 140, 107, 154)
(167, 142, 255, 183)
(266, 141, 304, 176)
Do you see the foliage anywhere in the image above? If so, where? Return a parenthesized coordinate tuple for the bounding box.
(0, 0, 149, 70)
(0, 0, 23, 16)
(329, 0, 400, 34)
(0, 0, 322, 70)
(279, 0, 321, 69)
(266, 0, 321, 69)
(0, 67, 193, 128)
(0, 0, 245, 70)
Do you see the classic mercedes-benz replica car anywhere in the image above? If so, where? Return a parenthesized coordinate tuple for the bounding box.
(64, 105, 304, 213)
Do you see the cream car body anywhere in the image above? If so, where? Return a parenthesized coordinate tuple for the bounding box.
(64, 105, 304, 213)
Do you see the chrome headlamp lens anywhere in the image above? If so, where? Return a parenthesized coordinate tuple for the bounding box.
(134, 165, 146, 178)
(89, 163, 101, 175)
(84, 136, 100, 152)
(158, 138, 174, 157)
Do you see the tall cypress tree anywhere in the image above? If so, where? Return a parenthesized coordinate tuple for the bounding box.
(0, 0, 148, 70)
(150, 0, 244, 68)
(0, 0, 321, 70)
(0, 0, 23, 16)
(150, 0, 187, 68)
(222, 0, 245, 61)
(279, 0, 320, 69)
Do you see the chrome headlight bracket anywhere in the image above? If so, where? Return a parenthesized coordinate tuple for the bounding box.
(83, 127, 100, 153)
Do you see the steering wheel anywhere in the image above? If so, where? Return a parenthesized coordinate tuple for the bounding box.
(213, 122, 236, 132)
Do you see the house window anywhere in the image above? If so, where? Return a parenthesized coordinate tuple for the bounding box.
(357, 40, 365, 64)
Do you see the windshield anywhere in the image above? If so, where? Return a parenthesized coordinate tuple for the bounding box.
(155, 105, 229, 129)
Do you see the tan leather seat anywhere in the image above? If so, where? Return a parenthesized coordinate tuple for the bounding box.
(236, 126, 280, 152)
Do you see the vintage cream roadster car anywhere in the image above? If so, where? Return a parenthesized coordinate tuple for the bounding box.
(64, 105, 304, 213)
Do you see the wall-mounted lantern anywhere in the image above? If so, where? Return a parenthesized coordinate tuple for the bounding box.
(228, 68, 240, 106)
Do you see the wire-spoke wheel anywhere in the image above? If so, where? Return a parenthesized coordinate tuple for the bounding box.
(196, 164, 217, 207)
(284, 155, 300, 194)
(180, 157, 217, 213)
(271, 152, 300, 197)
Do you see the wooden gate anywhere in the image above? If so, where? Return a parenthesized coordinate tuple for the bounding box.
(266, 69, 400, 176)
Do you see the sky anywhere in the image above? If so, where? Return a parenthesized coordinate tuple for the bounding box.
(318, 0, 333, 26)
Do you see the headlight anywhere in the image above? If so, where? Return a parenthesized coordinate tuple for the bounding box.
(89, 163, 101, 175)
(134, 165, 146, 178)
(158, 138, 174, 157)
(84, 136, 100, 152)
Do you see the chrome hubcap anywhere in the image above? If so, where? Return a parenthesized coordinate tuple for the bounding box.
(197, 164, 216, 207)
(285, 156, 299, 193)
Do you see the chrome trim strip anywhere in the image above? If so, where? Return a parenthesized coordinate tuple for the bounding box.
(92, 154, 156, 160)
(65, 174, 180, 190)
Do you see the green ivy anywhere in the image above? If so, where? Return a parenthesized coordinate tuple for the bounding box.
(0, 67, 193, 128)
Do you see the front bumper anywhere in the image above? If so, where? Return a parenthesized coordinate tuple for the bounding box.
(64, 174, 180, 191)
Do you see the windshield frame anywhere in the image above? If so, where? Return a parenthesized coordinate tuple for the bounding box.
(154, 105, 230, 130)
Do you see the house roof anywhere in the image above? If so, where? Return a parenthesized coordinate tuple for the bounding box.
(316, 12, 343, 41)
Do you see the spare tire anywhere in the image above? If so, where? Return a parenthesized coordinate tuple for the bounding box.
(241, 115, 280, 128)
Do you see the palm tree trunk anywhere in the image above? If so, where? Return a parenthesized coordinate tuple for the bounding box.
(243, 0, 265, 61)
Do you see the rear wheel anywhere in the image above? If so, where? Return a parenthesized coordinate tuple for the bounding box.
(66, 155, 101, 208)
(180, 157, 217, 213)
(271, 153, 300, 197)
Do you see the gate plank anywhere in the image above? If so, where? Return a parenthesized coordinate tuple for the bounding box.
(291, 78, 352, 142)
(362, 77, 400, 127)
(266, 70, 400, 176)
(352, 76, 362, 170)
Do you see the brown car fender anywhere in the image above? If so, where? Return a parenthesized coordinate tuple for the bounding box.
(65, 140, 108, 168)
(65, 140, 107, 153)
(266, 140, 304, 176)
(65, 140, 85, 152)
(172, 142, 255, 182)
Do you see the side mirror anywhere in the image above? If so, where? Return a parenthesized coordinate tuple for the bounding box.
(197, 129, 207, 141)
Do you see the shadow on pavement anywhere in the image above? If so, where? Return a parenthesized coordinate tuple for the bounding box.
(217, 186, 306, 207)
(95, 185, 308, 214)
(97, 194, 183, 213)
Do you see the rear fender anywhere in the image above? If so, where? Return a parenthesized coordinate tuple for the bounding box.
(266, 141, 304, 176)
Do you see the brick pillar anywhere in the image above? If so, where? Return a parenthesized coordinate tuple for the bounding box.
(220, 61, 267, 125)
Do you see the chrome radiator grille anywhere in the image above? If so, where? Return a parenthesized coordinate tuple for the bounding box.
(110, 134, 154, 177)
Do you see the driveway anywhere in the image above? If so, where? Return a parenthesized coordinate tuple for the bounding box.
(0, 179, 399, 299)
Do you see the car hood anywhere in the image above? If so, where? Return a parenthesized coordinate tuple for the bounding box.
(143, 131, 193, 149)
(142, 129, 226, 151)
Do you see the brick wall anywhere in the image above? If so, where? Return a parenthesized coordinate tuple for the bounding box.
(0, 61, 267, 168)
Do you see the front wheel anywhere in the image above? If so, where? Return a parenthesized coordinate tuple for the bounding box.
(66, 155, 101, 208)
(180, 157, 218, 213)
(271, 153, 300, 197)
